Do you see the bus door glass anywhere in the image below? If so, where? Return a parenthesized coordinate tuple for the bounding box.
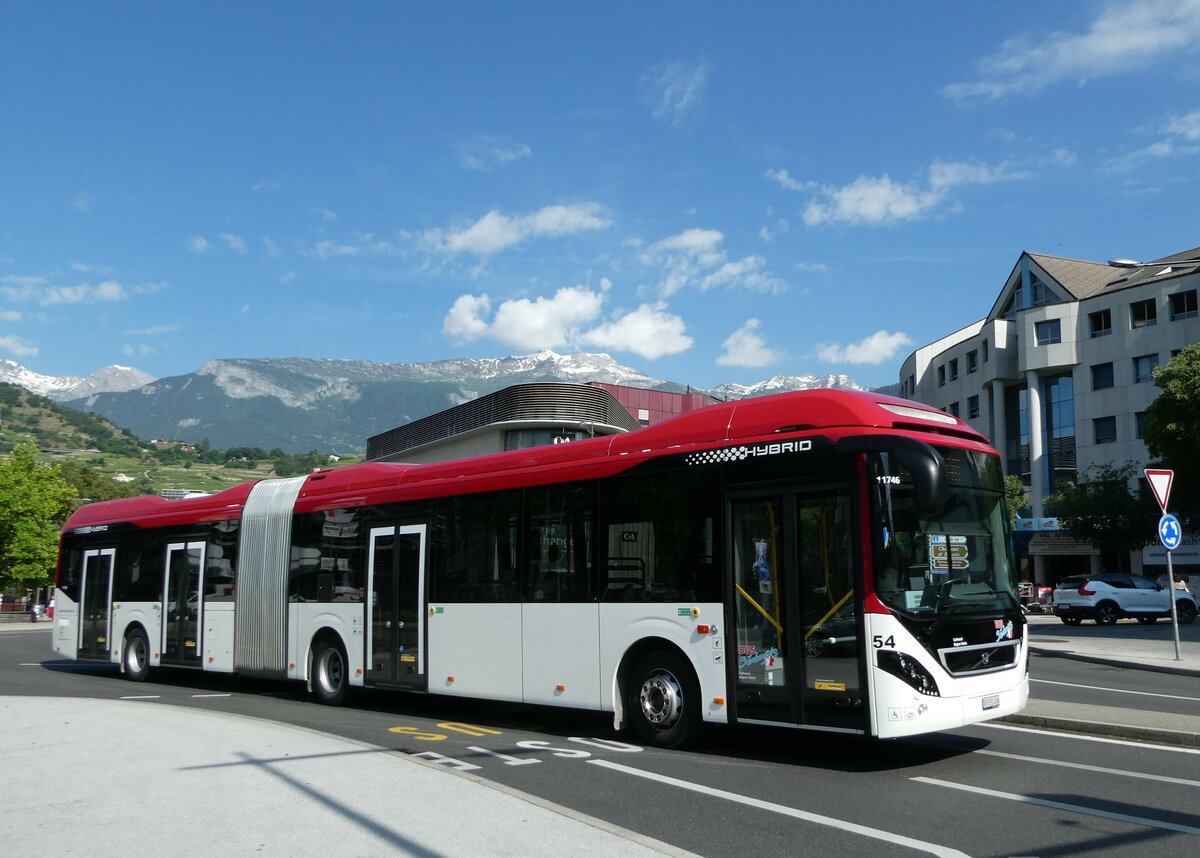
(78, 548, 115, 659)
(367, 524, 427, 687)
(162, 542, 205, 666)
(731, 489, 864, 730)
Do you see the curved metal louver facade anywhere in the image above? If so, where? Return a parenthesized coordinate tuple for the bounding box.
(366, 383, 642, 461)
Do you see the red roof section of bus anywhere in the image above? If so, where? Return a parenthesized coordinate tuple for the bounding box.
(65, 389, 992, 527)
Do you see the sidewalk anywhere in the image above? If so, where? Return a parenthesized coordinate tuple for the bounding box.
(1007, 612, 1200, 747)
(2, 694, 690, 858)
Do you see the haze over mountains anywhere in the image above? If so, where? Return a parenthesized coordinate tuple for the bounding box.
(0, 352, 874, 454)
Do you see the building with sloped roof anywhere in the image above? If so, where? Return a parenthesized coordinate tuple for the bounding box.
(901, 247, 1200, 584)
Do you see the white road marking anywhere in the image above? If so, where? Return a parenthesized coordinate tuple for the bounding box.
(976, 749, 1200, 787)
(120, 695, 161, 700)
(589, 759, 972, 857)
(191, 693, 232, 698)
(912, 776, 1200, 835)
(980, 722, 1200, 754)
(1032, 677, 1200, 703)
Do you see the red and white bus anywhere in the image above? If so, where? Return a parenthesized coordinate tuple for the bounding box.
(54, 389, 1027, 747)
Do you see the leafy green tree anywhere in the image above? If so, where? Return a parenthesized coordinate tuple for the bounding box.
(0, 443, 76, 590)
(56, 459, 141, 504)
(1043, 464, 1157, 572)
(1144, 344, 1200, 518)
(1003, 474, 1026, 530)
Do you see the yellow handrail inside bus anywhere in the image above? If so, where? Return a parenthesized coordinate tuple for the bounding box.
(735, 583, 783, 635)
(805, 587, 854, 641)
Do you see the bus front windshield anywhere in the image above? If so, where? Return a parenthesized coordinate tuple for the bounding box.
(871, 446, 1019, 617)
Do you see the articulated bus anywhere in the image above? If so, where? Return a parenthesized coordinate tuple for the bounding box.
(54, 389, 1027, 748)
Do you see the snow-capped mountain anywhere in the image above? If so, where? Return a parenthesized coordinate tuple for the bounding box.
(709, 374, 864, 401)
(0, 358, 154, 401)
(1, 351, 866, 453)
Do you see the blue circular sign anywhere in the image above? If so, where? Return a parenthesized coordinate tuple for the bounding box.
(1158, 513, 1183, 551)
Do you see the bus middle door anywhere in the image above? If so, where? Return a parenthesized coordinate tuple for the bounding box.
(366, 524, 427, 689)
(78, 548, 115, 661)
(162, 541, 205, 667)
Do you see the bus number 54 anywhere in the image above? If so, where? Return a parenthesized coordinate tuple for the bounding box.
(872, 635, 896, 649)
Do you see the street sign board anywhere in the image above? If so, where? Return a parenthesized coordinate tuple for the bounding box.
(1146, 468, 1174, 512)
(1159, 513, 1183, 551)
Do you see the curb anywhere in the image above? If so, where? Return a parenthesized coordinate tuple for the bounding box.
(1028, 645, 1200, 678)
(999, 712, 1200, 749)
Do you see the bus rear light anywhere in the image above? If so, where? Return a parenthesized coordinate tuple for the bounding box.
(877, 650, 940, 697)
(696, 624, 710, 634)
(712, 697, 725, 706)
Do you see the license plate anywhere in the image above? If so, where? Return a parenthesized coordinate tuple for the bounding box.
(982, 694, 1000, 711)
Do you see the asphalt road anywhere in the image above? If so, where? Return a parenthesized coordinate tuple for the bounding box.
(5, 625, 1200, 858)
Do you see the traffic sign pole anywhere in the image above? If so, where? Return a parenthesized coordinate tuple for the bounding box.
(1147, 470, 1182, 660)
(1166, 547, 1182, 661)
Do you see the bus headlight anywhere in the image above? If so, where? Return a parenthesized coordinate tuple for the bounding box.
(877, 650, 940, 697)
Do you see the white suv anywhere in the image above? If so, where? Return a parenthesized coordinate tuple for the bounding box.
(1052, 573, 1198, 626)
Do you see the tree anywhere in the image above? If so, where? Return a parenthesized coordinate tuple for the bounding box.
(56, 459, 141, 504)
(1003, 474, 1026, 531)
(1144, 344, 1200, 518)
(0, 443, 76, 591)
(1042, 464, 1158, 572)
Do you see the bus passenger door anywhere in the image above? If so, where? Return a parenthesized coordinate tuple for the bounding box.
(162, 542, 205, 667)
(78, 548, 115, 660)
(730, 489, 865, 731)
(366, 524, 427, 689)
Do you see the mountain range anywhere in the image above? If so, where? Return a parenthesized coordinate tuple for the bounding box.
(0, 352, 878, 454)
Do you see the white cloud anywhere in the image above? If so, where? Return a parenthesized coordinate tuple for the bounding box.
(800, 160, 1026, 226)
(640, 60, 709, 128)
(1165, 109, 1200, 140)
(220, 232, 246, 254)
(0, 311, 21, 321)
(262, 236, 282, 258)
(641, 228, 784, 296)
(422, 203, 612, 257)
(943, 0, 1200, 103)
(581, 303, 693, 359)
(442, 294, 493, 341)
(312, 208, 338, 223)
(818, 330, 914, 365)
(717, 319, 780, 367)
(186, 235, 210, 254)
(764, 168, 807, 192)
(42, 280, 128, 305)
(123, 324, 178, 336)
(456, 136, 533, 170)
(72, 192, 91, 213)
(1100, 109, 1200, 173)
(308, 240, 362, 260)
(443, 285, 605, 351)
(0, 335, 37, 357)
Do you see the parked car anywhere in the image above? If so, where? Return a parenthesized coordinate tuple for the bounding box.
(1052, 573, 1198, 626)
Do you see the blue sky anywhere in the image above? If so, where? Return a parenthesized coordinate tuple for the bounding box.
(3, 2, 1200, 391)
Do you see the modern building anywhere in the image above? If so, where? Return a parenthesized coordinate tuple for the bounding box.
(366, 381, 716, 464)
(900, 246, 1200, 584)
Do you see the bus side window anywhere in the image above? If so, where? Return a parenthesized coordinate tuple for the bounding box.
(524, 483, 594, 603)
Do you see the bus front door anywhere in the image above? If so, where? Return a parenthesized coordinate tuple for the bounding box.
(366, 524, 427, 689)
(78, 548, 115, 660)
(161, 542, 205, 667)
(730, 489, 865, 731)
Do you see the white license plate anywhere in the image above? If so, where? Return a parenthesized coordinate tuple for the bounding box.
(982, 694, 1000, 710)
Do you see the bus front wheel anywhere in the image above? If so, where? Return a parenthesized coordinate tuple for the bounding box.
(628, 650, 702, 749)
(123, 629, 150, 682)
(312, 638, 349, 706)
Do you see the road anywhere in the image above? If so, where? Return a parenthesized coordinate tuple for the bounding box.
(4, 624, 1200, 858)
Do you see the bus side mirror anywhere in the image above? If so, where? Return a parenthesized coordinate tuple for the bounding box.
(835, 435, 947, 517)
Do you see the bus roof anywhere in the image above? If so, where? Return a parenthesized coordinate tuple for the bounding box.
(63, 388, 992, 531)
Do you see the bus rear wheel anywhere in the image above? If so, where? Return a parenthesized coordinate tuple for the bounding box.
(123, 629, 150, 682)
(628, 650, 702, 749)
(312, 638, 349, 706)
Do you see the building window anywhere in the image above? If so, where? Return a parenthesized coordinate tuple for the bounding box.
(982, 339, 989, 362)
(1130, 298, 1157, 328)
(1091, 362, 1114, 390)
(967, 395, 980, 419)
(1133, 353, 1159, 384)
(947, 402, 960, 417)
(1088, 309, 1111, 337)
(1094, 416, 1117, 444)
(1170, 289, 1198, 320)
(948, 358, 959, 381)
(966, 350, 978, 373)
(937, 365, 945, 386)
(1135, 410, 1149, 439)
(1035, 319, 1061, 345)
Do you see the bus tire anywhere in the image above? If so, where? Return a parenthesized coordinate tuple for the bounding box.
(312, 637, 349, 706)
(123, 628, 151, 682)
(628, 650, 702, 749)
